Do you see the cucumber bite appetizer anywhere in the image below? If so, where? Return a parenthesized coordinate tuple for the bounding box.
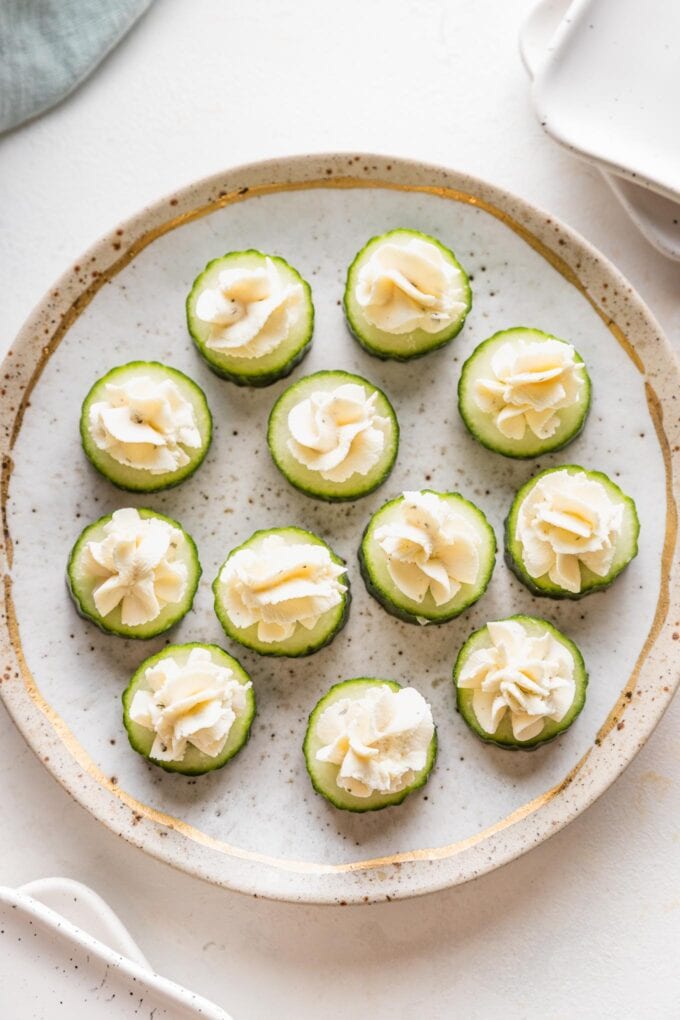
(343, 228, 471, 360)
(213, 527, 350, 656)
(454, 616, 587, 749)
(304, 678, 437, 811)
(123, 643, 255, 775)
(67, 507, 201, 639)
(80, 361, 212, 492)
(267, 370, 399, 501)
(360, 490, 496, 625)
(505, 465, 639, 599)
(186, 250, 314, 386)
(458, 327, 591, 458)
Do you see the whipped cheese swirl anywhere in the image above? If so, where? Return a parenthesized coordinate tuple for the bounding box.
(374, 491, 481, 606)
(474, 337, 584, 441)
(315, 685, 434, 797)
(129, 647, 251, 761)
(82, 508, 187, 626)
(355, 236, 467, 335)
(458, 620, 575, 741)
(219, 534, 346, 643)
(195, 257, 304, 358)
(287, 383, 390, 483)
(89, 375, 201, 473)
(517, 469, 624, 593)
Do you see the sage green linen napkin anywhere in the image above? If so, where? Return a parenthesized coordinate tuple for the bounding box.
(0, 0, 153, 133)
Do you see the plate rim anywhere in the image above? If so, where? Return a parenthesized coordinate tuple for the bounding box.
(1, 151, 678, 904)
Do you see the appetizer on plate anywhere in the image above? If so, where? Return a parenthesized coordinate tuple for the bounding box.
(123, 643, 255, 775)
(505, 465, 639, 598)
(80, 361, 212, 492)
(213, 527, 350, 656)
(359, 490, 496, 624)
(454, 615, 587, 749)
(343, 228, 472, 360)
(186, 249, 314, 386)
(458, 327, 591, 458)
(267, 369, 399, 501)
(67, 507, 201, 639)
(303, 678, 437, 811)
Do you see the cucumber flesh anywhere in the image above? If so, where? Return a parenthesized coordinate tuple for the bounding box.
(122, 643, 255, 775)
(454, 615, 587, 749)
(213, 527, 350, 657)
(303, 678, 437, 811)
(458, 328, 591, 459)
(80, 361, 212, 492)
(344, 229, 471, 360)
(67, 508, 201, 639)
(505, 465, 640, 599)
(186, 250, 314, 386)
(359, 490, 496, 624)
(267, 370, 399, 501)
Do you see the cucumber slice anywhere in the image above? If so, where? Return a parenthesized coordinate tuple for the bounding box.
(458, 328, 591, 459)
(67, 508, 201, 639)
(213, 526, 350, 657)
(122, 643, 255, 775)
(186, 250, 314, 386)
(454, 615, 588, 749)
(267, 370, 399, 501)
(505, 465, 640, 599)
(80, 361, 212, 492)
(303, 678, 437, 812)
(343, 228, 472, 361)
(359, 490, 496, 624)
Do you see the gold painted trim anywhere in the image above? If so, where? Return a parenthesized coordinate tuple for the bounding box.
(1, 173, 676, 879)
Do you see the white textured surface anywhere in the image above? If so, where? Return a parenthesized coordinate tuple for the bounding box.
(0, 0, 678, 1016)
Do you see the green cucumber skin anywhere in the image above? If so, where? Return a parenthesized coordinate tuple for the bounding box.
(505, 465, 640, 600)
(66, 508, 201, 640)
(343, 229, 472, 362)
(358, 491, 497, 625)
(267, 370, 400, 503)
(122, 642, 256, 775)
(453, 615, 588, 750)
(457, 328, 592, 460)
(186, 251, 314, 387)
(80, 361, 213, 493)
(213, 527, 351, 658)
(303, 678, 437, 812)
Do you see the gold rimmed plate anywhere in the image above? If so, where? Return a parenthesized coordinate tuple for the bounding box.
(1, 154, 678, 903)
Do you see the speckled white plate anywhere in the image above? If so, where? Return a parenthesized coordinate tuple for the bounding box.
(1, 154, 678, 904)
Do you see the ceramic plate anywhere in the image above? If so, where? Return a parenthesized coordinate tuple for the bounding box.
(1, 154, 678, 904)
(520, 0, 680, 261)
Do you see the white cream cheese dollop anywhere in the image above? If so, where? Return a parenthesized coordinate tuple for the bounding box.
(89, 375, 201, 474)
(374, 491, 481, 607)
(219, 534, 346, 643)
(129, 647, 251, 761)
(473, 337, 584, 441)
(457, 619, 575, 741)
(82, 508, 188, 626)
(516, 469, 624, 593)
(287, 383, 390, 482)
(315, 685, 434, 798)
(195, 257, 304, 358)
(355, 236, 467, 335)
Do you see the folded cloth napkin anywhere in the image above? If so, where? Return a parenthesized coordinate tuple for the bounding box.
(0, 0, 153, 133)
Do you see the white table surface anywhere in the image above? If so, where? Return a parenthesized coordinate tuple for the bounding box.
(1, 1, 678, 1017)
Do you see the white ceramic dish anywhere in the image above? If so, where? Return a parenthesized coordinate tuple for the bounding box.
(0, 878, 231, 1018)
(520, 0, 680, 261)
(0, 154, 678, 904)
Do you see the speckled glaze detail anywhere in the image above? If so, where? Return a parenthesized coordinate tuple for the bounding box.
(0, 154, 678, 905)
